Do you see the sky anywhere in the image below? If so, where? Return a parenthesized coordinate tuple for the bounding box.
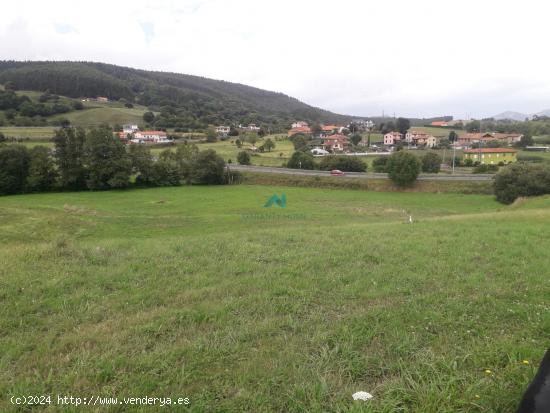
(1, 0, 549, 119)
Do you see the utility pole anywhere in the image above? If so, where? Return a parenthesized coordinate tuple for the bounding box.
(452, 140, 456, 174)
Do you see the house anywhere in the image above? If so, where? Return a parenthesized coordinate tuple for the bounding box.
(132, 130, 170, 144)
(288, 126, 312, 137)
(463, 148, 517, 165)
(292, 121, 309, 128)
(311, 148, 330, 155)
(322, 134, 349, 152)
(96, 96, 109, 102)
(405, 131, 438, 148)
(216, 125, 230, 136)
(430, 121, 449, 127)
(239, 124, 261, 132)
(383, 131, 403, 146)
(123, 124, 139, 134)
(457, 132, 523, 147)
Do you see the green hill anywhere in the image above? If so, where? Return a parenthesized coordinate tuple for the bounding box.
(0, 61, 351, 129)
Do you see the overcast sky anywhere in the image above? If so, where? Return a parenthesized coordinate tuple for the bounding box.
(1, 0, 549, 119)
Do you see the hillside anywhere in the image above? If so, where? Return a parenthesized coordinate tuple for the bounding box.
(0, 61, 351, 129)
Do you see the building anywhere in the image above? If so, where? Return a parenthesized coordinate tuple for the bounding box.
(457, 132, 523, 147)
(405, 131, 438, 148)
(123, 124, 139, 134)
(463, 148, 517, 165)
(322, 134, 349, 152)
(239, 124, 261, 132)
(430, 121, 449, 127)
(288, 126, 312, 137)
(383, 131, 403, 146)
(96, 96, 109, 102)
(216, 126, 230, 136)
(292, 121, 309, 128)
(132, 130, 170, 144)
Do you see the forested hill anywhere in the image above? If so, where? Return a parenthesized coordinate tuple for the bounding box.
(0, 61, 351, 128)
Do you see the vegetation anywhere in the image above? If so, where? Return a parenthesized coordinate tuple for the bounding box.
(372, 156, 389, 172)
(319, 155, 367, 172)
(0, 61, 350, 130)
(286, 151, 316, 169)
(421, 152, 442, 173)
(494, 162, 550, 204)
(386, 151, 421, 186)
(237, 150, 251, 165)
(0, 185, 547, 412)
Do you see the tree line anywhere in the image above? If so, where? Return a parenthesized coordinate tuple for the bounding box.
(0, 126, 237, 195)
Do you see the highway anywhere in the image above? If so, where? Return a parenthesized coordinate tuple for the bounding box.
(229, 165, 495, 181)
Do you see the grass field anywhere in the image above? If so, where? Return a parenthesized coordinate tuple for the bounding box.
(411, 126, 466, 138)
(0, 126, 56, 140)
(1, 185, 548, 412)
(50, 105, 149, 128)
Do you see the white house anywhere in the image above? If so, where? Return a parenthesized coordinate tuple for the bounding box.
(383, 131, 403, 146)
(405, 131, 438, 148)
(132, 130, 170, 144)
(292, 121, 309, 128)
(123, 124, 139, 134)
(216, 125, 230, 136)
(239, 123, 261, 132)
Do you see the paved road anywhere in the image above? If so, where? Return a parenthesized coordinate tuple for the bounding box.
(229, 165, 495, 181)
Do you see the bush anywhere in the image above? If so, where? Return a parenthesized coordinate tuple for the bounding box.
(27, 146, 58, 192)
(494, 162, 550, 204)
(286, 151, 316, 170)
(386, 151, 421, 186)
(473, 164, 498, 174)
(372, 156, 388, 172)
(237, 151, 251, 165)
(319, 155, 367, 172)
(190, 149, 226, 184)
(421, 152, 442, 173)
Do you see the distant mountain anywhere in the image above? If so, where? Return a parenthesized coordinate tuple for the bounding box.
(492, 111, 530, 121)
(534, 109, 550, 117)
(0, 61, 351, 129)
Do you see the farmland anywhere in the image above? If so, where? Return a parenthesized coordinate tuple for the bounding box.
(1, 185, 548, 412)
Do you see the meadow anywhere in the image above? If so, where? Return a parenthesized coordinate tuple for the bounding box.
(1, 185, 548, 412)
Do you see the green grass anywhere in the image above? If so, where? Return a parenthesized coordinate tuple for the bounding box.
(0, 185, 548, 412)
(50, 105, 149, 127)
(0, 126, 56, 140)
(411, 126, 465, 138)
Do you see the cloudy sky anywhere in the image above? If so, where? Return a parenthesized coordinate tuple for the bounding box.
(1, 0, 549, 118)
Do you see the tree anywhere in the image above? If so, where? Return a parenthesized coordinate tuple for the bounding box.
(206, 127, 217, 142)
(372, 156, 388, 172)
(128, 144, 155, 185)
(72, 101, 84, 110)
(27, 146, 57, 191)
(0, 132, 5, 143)
(235, 139, 242, 148)
(421, 152, 442, 173)
(350, 133, 362, 146)
(245, 133, 258, 147)
(175, 143, 199, 182)
(465, 120, 481, 133)
(190, 149, 226, 184)
(516, 133, 534, 148)
(287, 151, 315, 170)
(143, 111, 155, 123)
(151, 150, 182, 186)
(386, 151, 421, 186)
(494, 163, 550, 204)
(263, 138, 275, 152)
(380, 121, 396, 134)
(290, 134, 309, 152)
(85, 126, 131, 189)
(319, 156, 367, 172)
(53, 127, 87, 190)
(396, 117, 410, 136)
(0, 145, 29, 194)
(437, 138, 451, 149)
(448, 130, 458, 143)
(237, 151, 251, 165)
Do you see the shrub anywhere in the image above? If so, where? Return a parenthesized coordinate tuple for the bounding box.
(286, 151, 316, 170)
(386, 151, 421, 186)
(421, 152, 442, 173)
(190, 149, 226, 184)
(372, 156, 388, 172)
(473, 164, 498, 174)
(237, 151, 251, 165)
(319, 155, 367, 172)
(494, 162, 550, 204)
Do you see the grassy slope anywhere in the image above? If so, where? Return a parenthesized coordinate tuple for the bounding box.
(0, 186, 548, 412)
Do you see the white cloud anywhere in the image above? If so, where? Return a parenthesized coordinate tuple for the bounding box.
(0, 0, 548, 118)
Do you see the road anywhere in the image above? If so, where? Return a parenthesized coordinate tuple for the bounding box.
(229, 165, 494, 181)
